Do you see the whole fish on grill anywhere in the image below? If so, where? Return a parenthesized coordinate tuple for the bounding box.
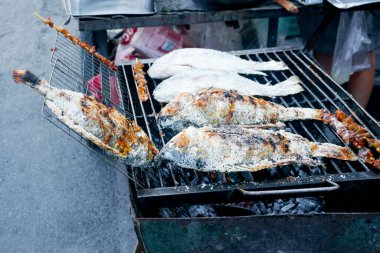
(147, 48, 288, 79)
(158, 126, 357, 172)
(12, 70, 158, 167)
(153, 69, 303, 103)
(159, 88, 323, 133)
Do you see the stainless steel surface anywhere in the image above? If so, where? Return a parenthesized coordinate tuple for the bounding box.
(327, 0, 380, 9)
(64, 0, 155, 17)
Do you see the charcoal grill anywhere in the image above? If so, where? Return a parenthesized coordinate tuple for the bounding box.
(44, 32, 380, 213)
(42, 32, 380, 252)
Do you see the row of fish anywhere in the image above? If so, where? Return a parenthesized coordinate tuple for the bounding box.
(148, 48, 356, 170)
(12, 48, 357, 172)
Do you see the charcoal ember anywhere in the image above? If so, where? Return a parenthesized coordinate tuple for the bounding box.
(280, 202, 296, 212)
(290, 208, 299, 214)
(273, 202, 280, 212)
(297, 209, 305, 214)
(188, 205, 216, 217)
(251, 203, 259, 213)
(159, 208, 173, 218)
(159, 208, 185, 218)
(295, 197, 324, 213)
(258, 202, 267, 213)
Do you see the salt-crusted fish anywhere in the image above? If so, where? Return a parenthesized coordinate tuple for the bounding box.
(159, 88, 323, 133)
(159, 126, 357, 172)
(12, 70, 158, 167)
(153, 69, 303, 103)
(148, 48, 288, 79)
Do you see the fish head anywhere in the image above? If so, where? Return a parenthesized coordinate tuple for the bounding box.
(159, 127, 208, 169)
(158, 93, 202, 133)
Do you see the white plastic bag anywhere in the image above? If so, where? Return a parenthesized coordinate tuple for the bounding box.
(332, 11, 371, 84)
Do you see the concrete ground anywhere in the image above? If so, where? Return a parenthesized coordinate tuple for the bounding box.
(0, 1, 136, 252)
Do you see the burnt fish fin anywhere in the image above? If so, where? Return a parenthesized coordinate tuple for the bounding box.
(12, 70, 42, 87)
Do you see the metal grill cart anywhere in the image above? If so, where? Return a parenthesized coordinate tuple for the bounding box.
(47, 31, 380, 252)
(51, 1, 380, 252)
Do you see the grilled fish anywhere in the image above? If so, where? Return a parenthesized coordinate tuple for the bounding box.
(158, 126, 357, 172)
(12, 70, 158, 167)
(147, 48, 288, 79)
(159, 88, 323, 133)
(153, 69, 303, 103)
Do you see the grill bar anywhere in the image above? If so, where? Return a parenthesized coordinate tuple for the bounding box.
(45, 32, 380, 210)
(257, 52, 362, 173)
(129, 49, 380, 208)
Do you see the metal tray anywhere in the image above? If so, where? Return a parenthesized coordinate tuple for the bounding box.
(327, 0, 380, 9)
(64, 0, 155, 17)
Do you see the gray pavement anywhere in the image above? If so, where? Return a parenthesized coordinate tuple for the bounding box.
(0, 1, 136, 252)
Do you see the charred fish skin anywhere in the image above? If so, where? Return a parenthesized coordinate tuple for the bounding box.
(158, 89, 323, 134)
(12, 70, 158, 167)
(159, 126, 357, 172)
(152, 69, 303, 103)
(147, 48, 288, 79)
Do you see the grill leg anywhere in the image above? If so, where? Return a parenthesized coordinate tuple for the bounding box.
(135, 241, 144, 253)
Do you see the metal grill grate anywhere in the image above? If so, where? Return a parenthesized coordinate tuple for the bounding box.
(45, 32, 380, 210)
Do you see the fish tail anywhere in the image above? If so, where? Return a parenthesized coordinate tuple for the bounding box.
(285, 108, 324, 121)
(311, 143, 357, 161)
(251, 60, 288, 71)
(272, 76, 304, 95)
(12, 70, 43, 88)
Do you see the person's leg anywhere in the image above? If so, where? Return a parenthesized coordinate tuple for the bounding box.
(313, 51, 333, 76)
(313, 50, 375, 108)
(346, 51, 376, 108)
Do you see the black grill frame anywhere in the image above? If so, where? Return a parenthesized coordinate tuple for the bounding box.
(46, 32, 380, 211)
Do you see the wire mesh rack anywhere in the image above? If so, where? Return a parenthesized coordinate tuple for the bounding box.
(43, 32, 139, 182)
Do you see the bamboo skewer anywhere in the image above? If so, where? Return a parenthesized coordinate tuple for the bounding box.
(34, 13, 117, 71)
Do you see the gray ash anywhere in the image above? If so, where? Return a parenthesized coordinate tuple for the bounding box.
(160, 205, 216, 218)
(227, 197, 325, 216)
(158, 197, 324, 218)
